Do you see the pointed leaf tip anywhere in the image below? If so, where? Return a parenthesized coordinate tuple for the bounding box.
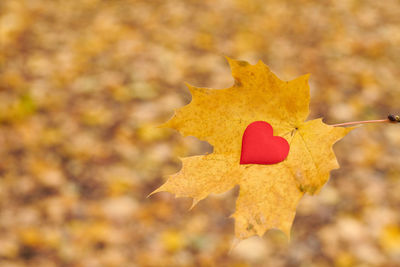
(187, 84, 202, 96)
(296, 73, 311, 82)
(225, 57, 250, 69)
(229, 238, 241, 254)
(158, 110, 178, 129)
(189, 198, 201, 211)
(147, 187, 162, 198)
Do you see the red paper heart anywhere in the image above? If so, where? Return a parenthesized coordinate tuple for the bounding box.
(240, 121, 290, 165)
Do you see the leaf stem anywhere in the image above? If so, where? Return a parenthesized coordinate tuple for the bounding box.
(331, 119, 390, 127)
(331, 114, 400, 127)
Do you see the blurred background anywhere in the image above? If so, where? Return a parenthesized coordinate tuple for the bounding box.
(1, 0, 400, 266)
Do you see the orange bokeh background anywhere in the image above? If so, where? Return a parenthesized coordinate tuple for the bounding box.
(1, 0, 400, 266)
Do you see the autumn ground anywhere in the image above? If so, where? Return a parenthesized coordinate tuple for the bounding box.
(1, 0, 400, 266)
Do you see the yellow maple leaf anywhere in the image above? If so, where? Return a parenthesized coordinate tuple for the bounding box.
(152, 58, 352, 240)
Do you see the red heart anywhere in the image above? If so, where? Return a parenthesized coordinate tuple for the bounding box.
(240, 121, 290, 165)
